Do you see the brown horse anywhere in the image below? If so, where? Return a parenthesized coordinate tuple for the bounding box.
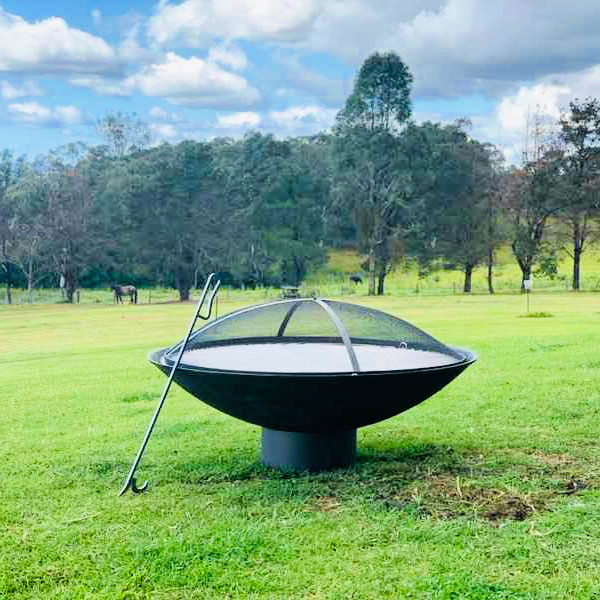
(111, 283, 138, 304)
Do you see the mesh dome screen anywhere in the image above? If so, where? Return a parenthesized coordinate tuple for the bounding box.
(165, 298, 464, 374)
(179, 299, 342, 348)
(325, 301, 455, 354)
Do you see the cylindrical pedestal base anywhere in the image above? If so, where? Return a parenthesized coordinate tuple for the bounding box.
(262, 428, 356, 471)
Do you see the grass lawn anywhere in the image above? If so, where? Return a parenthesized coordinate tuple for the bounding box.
(1, 292, 600, 598)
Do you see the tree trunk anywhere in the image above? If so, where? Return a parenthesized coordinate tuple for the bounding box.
(294, 256, 304, 287)
(463, 264, 473, 293)
(573, 246, 582, 291)
(4, 262, 11, 304)
(376, 266, 386, 295)
(368, 247, 376, 296)
(520, 264, 531, 292)
(2, 240, 11, 304)
(27, 253, 34, 303)
(27, 275, 34, 303)
(65, 284, 75, 303)
(65, 273, 77, 303)
(175, 268, 191, 301)
(572, 221, 583, 291)
(176, 248, 195, 301)
(59, 244, 77, 303)
(487, 247, 494, 294)
(175, 268, 192, 301)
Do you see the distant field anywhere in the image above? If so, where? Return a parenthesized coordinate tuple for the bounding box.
(3, 244, 600, 306)
(2, 285, 285, 306)
(1, 293, 599, 598)
(307, 246, 600, 295)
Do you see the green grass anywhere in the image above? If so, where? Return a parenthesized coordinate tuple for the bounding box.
(1, 293, 600, 598)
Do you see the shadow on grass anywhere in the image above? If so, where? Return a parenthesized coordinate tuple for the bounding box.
(70, 436, 593, 524)
(154, 438, 592, 523)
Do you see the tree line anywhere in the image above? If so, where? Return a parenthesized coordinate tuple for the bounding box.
(1, 52, 599, 303)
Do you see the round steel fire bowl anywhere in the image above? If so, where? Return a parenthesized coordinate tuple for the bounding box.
(149, 298, 476, 470)
(149, 342, 475, 432)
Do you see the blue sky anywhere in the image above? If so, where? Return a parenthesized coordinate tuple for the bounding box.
(1, 1, 600, 162)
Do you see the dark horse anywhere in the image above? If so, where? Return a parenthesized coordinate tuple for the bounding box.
(111, 283, 138, 304)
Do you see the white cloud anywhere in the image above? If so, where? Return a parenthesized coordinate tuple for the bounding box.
(0, 80, 43, 99)
(496, 84, 568, 135)
(68, 52, 259, 108)
(149, 106, 168, 119)
(208, 43, 248, 71)
(263, 0, 600, 99)
(117, 20, 158, 64)
(217, 111, 261, 128)
(7, 102, 82, 127)
(472, 63, 600, 163)
(147, 0, 320, 47)
(269, 105, 336, 133)
(148, 106, 186, 142)
(472, 94, 562, 165)
(0, 7, 118, 74)
(149, 122, 178, 140)
(149, 106, 183, 122)
(54, 105, 82, 125)
(298, 1, 443, 64)
(145, 0, 600, 102)
(118, 36, 155, 64)
(128, 52, 260, 108)
(548, 63, 600, 103)
(276, 53, 349, 107)
(69, 75, 132, 96)
(386, 0, 600, 96)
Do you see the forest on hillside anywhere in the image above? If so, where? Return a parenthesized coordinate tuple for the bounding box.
(1, 52, 599, 302)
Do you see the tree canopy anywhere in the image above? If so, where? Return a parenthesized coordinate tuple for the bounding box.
(2, 52, 600, 302)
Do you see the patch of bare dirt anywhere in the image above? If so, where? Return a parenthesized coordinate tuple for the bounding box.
(310, 496, 342, 512)
(484, 495, 536, 522)
(375, 474, 550, 522)
(533, 451, 574, 467)
(304, 445, 598, 523)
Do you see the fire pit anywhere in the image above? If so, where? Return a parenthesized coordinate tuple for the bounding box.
(120, 276, 476, 494)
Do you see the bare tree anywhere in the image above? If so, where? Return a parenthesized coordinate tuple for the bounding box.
(504, 108, 563, 289)
(0, 150, 17, 303)
(31, 152, 102, 302)
(9, 167, 52, 302)
(486, 146, 506, 294)
(96, 112, 151, 157)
